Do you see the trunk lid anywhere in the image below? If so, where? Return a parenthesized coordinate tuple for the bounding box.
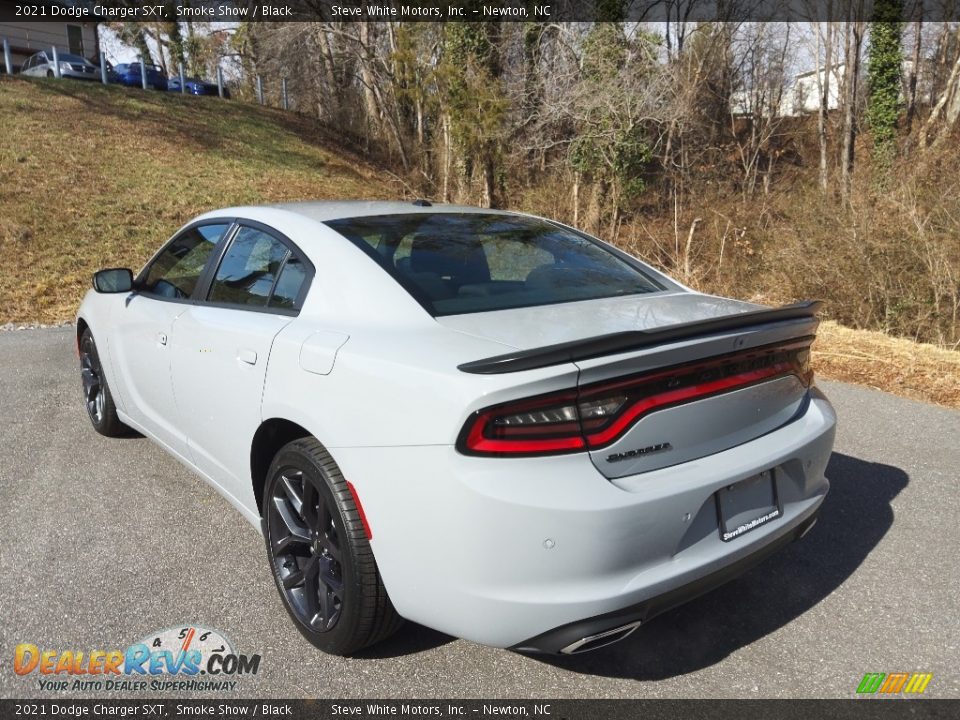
(446, 292, 818, 479)
(436, 291, 761, 350)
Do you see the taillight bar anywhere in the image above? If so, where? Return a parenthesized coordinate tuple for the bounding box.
(456, 338, 814, 457)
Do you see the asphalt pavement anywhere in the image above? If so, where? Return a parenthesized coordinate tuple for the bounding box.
(1, 327, 958, 699)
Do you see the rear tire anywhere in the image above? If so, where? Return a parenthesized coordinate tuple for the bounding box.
(263, 438, 403, 655)
(79, 328, 130, 437)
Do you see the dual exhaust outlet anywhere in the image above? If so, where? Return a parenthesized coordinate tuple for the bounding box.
(559, 620, 643, 655)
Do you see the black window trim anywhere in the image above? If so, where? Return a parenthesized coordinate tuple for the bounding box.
(193, 218, 315, 317)
(134, 219, 236, 305)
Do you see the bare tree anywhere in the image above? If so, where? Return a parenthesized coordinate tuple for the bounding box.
(920, 24, 960, 150)
(840, 15, 867, 204)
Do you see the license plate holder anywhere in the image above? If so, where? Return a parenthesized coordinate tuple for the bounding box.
(716, 470, 782, 542)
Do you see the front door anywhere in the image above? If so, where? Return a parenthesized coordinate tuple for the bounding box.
(108, 222, 231, 457)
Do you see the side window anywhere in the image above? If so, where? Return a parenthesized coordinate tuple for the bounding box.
(141, 224, 228, 299)
(208, 226, 290, 307)
(268, 256, 307, 310)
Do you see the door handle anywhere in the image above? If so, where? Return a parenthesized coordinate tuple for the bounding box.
(157, 332, 167, 346)
(238, 348, 258, 365)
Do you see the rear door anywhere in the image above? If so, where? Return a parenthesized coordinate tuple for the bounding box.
(108, 222, 230, 457)
(169, 222, 313, 503)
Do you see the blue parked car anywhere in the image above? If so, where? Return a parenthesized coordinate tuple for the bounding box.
(113, 62, 168, 91)
(168, 75, 229, 99)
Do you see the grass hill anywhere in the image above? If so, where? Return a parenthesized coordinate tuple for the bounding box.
(0, 76, 398, 323)
(1, 75, 957, 408)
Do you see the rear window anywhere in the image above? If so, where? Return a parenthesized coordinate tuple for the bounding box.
(325, 213, 662, 316)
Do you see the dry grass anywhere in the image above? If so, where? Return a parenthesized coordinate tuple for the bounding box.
(0, 76, 400, 323)
(813, 321, 960, 409)
(2, 77, 958, 410)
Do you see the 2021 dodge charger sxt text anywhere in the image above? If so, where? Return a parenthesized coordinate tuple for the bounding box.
(76, 201, 836, 656)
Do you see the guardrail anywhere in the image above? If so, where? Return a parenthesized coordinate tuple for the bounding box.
(3, 37, 297, 109)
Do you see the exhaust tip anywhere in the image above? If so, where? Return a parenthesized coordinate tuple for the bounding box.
(559, 620, 642, 655)
(798, 517, 818, 539)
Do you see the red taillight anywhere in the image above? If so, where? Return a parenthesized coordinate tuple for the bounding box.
(457, 340, 813, 457)
(461, 390, 587, 456)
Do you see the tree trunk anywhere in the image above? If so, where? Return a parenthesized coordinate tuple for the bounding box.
(442, 114, 452, 203)
(840, 21, 865, 205)
(481, 156, 495, 208)
(817, 22, 834, 195)
(572, 171, 580, 227)
(905, 19, 923, 128)
(314, 24, 337, 122)
(357, 23, 382, 140)
(920, 34, 960, 151)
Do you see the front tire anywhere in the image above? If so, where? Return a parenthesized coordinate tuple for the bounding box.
(79, 328, 130, 437)
(263, 438, 402, 655)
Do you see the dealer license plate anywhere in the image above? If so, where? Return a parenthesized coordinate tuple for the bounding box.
(716, 470, 782, 542)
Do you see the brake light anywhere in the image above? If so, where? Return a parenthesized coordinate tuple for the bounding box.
(461, 390, 587, 455)
(457, 340, 813, 457)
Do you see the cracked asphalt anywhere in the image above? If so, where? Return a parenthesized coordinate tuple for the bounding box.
(1, 327, 957, 699)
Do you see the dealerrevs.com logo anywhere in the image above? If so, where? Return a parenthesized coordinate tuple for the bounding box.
(13, 625, 261, 692)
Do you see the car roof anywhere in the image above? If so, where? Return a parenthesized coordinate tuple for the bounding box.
(220, 200, 516, 224)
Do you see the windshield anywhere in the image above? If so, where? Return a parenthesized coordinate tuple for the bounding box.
(60, 54, 87, 64)
(326, 213, 663, 317)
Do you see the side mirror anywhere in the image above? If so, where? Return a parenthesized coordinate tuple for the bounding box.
(92, 268, 134, 293)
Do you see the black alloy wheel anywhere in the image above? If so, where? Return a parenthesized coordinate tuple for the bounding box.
(263, 438, 402, 655)
(79, 328, 129, 437)
(268, 466, 344, 631)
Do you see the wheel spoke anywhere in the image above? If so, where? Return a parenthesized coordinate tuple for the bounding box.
(82, 372, 97, 397)
(320, 558, 343, 595)
(302, 555, 321, 625)
(271, 496, 311, 551)
(281, 568, 303, 590)
(301, 480, 320, 531)
(318, 584, 332, 627)
(320, 531, 342, 562)
(280, 472, 304, 515)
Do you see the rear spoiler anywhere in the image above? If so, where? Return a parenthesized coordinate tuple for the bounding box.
(457, 300, 823, 375)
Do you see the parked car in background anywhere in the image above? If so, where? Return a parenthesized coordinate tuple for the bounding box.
(76, 201, 835, 657)
(168, 75, 229, 98)
(20, 51, 99, 81)
(113, 62, 168, 91)
(103, 60, 121, 84)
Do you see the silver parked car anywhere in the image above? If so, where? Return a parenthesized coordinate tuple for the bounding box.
(20, 51, 99, 80)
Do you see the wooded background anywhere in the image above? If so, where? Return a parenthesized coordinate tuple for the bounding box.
(109, 5, 960, 348)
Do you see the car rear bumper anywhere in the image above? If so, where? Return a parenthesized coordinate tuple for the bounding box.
(510, 508, 820, 654)
(331, 390, 835, 650)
